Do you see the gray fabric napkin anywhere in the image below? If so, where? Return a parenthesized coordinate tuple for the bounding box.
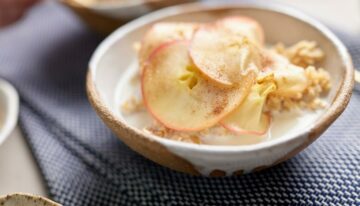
(0, 2, 359, 206)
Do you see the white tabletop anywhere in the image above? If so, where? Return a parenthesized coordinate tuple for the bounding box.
(0, 0, 359, 197)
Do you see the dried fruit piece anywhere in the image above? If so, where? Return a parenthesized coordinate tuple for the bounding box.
(190, 25, 262, 86)
(139, 22, 199, 67)
(142, 41, 255, 131)
(221, 81, 276, 135)
(267, 51, 308, 98)
(216, 16, 264, 46)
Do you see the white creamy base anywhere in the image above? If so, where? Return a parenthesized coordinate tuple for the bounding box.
(113, 62, 324, 175)
(115, 61, 322, 146)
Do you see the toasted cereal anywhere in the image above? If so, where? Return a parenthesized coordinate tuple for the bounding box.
(145, 124, 202, 144)
(274, 40, 324, 68)
(266, 65, 330, 111)
(121, 96, 144, 114)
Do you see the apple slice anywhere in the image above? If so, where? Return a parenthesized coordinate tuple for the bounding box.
(139, 22, 199, 67)
(221, 81, 276, 135)
(142, 40, 255, 131)
(216, 16, 264, 46)
(266, 51, 308, 98)
(190, 25, 263, 86)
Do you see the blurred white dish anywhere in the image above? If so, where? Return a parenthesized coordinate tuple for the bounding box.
(0, 79, 19, 147)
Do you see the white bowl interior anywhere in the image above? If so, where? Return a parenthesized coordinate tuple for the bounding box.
(91, 6, 344, 130)
(89, 3, 350, 174)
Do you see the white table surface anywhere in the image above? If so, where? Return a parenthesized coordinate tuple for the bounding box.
(0, 0, 359, 198)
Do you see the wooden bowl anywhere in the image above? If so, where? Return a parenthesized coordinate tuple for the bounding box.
(0, 193, 61, 206)
(61, 0, 196, 35)
(86, 1, 354, 176)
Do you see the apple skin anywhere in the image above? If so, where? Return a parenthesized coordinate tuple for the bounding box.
(141, 40, 255, 131)
(216, 16, 265, 47)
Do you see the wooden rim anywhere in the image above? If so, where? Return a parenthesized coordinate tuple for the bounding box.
(0, 193, 61, 206)
(86, 72, 200, 175)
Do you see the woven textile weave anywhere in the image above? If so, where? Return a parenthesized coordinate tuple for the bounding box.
(0, 2, 359, 206)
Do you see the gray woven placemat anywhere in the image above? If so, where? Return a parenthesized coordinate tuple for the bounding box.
(0, 2, 359, 206)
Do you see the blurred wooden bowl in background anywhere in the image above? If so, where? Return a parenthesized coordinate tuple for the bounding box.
(61, 0, 196, 35)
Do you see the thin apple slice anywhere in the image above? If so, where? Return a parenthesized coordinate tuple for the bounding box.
(266, 51, 308, 98)
(221, 81, 276, 135)
(190, 25, 263, 86)
(223, 114, 271, 136)
(139, 22, 199, 66)
(142, 40, 255, 131)
(216, 16, 264, 46)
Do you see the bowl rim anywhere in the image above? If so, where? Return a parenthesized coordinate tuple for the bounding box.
(0, 193, 61, 206)
(0, 78, 19, 147)
(65, 0, 164, 10)
(88, 1, 354, 153)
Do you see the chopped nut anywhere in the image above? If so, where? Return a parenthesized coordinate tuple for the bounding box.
(273, 41, 324, 67)
(121, 96, 144, 114)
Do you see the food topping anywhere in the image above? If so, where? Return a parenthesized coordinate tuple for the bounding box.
(121, 16, 331, 144)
